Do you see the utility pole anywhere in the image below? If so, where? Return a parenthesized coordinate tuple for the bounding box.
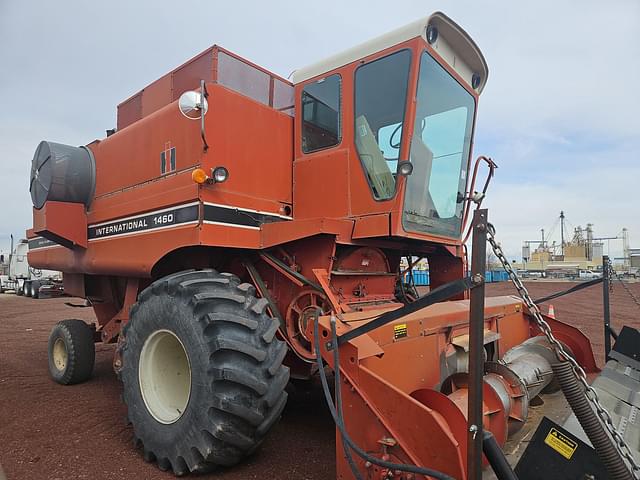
(540, 228, 545, 271)
(560, 211, 565, 257)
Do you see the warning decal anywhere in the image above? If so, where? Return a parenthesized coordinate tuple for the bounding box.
(393, 323, 408, 340)
(544, 427, 578, 460)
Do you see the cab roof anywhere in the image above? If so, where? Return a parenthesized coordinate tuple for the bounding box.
(291, 12, 488, 93)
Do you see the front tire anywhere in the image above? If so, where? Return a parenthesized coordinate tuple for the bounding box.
(122, 269, 289, 476)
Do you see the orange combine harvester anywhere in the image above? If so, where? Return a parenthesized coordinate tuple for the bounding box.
(27, 12, 611, 479)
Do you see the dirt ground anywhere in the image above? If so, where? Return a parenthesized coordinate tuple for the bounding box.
(1, 280, 639, 479)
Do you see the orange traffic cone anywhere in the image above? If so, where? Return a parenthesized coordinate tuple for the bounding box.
(548, 304, 556, 319)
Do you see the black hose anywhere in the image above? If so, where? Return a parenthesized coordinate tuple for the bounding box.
(330, 319, 364, 480)
(313, 314, 455, 480)
(552, 362, 633, 480)
(482, 431, 518, 480)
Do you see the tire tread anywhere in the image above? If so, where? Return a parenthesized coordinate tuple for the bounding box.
(122, 269, 289, 476)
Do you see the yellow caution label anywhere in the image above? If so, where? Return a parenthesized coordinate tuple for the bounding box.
(544, 428, 577, 460)
(393, 323, 408, 340)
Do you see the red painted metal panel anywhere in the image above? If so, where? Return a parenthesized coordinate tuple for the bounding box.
(171, 48, 214, 101)
(32, 201, 87, 248)
(116, 91, 142, 130)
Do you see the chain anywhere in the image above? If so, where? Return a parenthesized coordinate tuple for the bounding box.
(608, 258, 640, 310)
(486, 223, 640, 478)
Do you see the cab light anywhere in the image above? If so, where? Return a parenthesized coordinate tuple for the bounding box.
(212, 166, 229, 183)
(397, 161, 414, 176)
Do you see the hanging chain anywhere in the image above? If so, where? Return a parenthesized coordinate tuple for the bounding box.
(486, 223, 640, 478)
(608, 258, 640, 310)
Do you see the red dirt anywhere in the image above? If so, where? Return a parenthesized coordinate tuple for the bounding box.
(1, 280, 639, 479)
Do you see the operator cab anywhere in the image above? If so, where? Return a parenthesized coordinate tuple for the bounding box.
(292, 12, 488, 245)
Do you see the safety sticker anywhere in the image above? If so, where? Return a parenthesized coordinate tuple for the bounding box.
(544, 427, 577, 460)
(393, 323, 408, 340)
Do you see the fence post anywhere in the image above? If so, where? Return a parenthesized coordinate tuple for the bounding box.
(603, 255, 612, 359)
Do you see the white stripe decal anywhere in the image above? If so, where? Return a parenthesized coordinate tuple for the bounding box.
(88, 201, 201, 228)
(202, 220, 261, 230)
(202, 201, 292, 220)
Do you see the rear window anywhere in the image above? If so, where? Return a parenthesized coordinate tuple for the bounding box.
(301, 74, 341, 153)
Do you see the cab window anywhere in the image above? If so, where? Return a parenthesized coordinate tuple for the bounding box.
(301, 74, 341, 153)
(354, 50, 411, 200)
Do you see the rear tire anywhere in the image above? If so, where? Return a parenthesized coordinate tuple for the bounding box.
(22, 281, 30, 297)
(122, 269, 289, 476)
(48, 319, 96, 385)
(31, 280, 41, 299)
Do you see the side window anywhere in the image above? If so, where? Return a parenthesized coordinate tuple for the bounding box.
(354, 50, 411, 200)
(301, 74, 341, 153)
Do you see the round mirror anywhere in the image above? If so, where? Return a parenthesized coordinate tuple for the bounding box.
(178, 91, 208, 119)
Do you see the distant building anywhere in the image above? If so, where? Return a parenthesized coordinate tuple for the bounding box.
(517, 212, 621, 272)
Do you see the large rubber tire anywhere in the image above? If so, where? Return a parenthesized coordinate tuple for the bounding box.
(22, 281, 30, 297)
(48, 319, 96, 385)
(31, 280, 41, 299)
(122, 269, 289, 476)
(16, 281, 23, 296)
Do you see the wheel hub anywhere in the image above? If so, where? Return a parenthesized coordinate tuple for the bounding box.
(52, 338, 67, 371)
(138, 329, 192, 424)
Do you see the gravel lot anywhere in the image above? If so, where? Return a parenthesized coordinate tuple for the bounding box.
(1, 280, 639, 479)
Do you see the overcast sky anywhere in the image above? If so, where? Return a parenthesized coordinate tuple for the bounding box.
(1, 0, 638, 262)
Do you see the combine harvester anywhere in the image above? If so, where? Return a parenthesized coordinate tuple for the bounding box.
(26, 12, 640, 479)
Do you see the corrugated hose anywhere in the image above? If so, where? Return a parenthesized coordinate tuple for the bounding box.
(552, 362, 633, 480)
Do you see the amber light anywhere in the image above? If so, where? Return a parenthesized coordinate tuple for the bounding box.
(192, 168, 209, 184)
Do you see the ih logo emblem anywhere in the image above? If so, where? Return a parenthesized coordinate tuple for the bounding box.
(161, 146, 176, 174)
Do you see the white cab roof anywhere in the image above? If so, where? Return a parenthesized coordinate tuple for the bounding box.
(292, 12, 488, 93)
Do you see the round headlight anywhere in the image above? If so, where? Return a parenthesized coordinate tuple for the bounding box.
(397, 161, 413, 176)
(212, 166, 229, 183)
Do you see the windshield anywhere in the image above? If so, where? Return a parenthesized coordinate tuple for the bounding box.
(403, 51, 476, 238)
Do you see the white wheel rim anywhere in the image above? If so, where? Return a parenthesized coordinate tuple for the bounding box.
(52, 338, 67, 371)
(138, 329, 191, 424)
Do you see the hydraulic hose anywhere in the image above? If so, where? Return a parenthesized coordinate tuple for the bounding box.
(552, 362, 633, 480)
(482, 431, 518, 480)
(313, 314, 455, 480)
